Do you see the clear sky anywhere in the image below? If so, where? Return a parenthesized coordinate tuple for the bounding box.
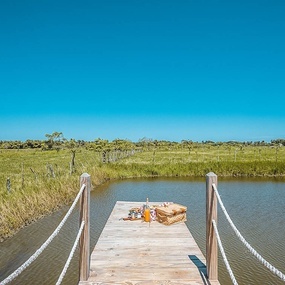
(1, 0, 285, 142)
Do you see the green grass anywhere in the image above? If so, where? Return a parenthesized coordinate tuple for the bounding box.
(0, 148, 110, 240)
(0, 144, 285, 241)
(109, 145, 285, 177)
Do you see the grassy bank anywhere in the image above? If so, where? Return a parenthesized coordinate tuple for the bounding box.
(1, 144, 285, 241)
(106, 160, 285, 178)
(0, 149, 111, 241)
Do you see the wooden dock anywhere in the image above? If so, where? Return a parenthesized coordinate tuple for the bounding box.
(79, 201, 220, 285)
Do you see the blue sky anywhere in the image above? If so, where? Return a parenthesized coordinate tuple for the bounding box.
(1, 0, 285, 142)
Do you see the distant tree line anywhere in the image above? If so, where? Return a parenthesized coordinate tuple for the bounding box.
(1, 134, 284, 151)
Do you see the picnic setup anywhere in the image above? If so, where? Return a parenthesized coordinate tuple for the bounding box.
(122, 199, 187, 226)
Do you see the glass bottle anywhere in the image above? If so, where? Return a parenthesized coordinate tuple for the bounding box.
(144, 197, 151, 222)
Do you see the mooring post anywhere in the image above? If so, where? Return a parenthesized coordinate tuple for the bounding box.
(206, 172, 218, 281)
(79, 173, 91, 281)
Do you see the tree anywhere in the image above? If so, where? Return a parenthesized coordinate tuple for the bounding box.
(91, 138, 110, 163)
(45, 132, 64, 150)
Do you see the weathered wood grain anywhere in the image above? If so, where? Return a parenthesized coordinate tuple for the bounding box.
(78, 201, 220, 285)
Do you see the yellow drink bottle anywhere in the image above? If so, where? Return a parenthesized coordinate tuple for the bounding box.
(144, 198, 150, 222)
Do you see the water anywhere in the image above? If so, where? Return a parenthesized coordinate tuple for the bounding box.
(0, 177, 285, 285)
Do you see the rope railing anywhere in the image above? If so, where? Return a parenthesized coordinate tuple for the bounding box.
(212, 182, 285, 282)
(0, 180, 88, 285)
(56, 221, 85, 285)
(212, 220, 238, 285)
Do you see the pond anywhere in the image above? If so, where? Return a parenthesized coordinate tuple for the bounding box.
(0, 177, 285, 285)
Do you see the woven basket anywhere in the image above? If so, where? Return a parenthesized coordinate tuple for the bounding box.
(155, 203, 187, 225)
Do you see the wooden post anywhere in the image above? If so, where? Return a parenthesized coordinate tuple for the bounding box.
(206, 172, 218, 281)
(79, 173, 91, 281)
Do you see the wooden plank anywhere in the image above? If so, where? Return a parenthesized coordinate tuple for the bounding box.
(79, 281, 219, 285)
(79, 201, 220, 285)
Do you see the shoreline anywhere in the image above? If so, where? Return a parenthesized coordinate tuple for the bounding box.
(1, 146, 285, 242)
(1, 169, 285, 243)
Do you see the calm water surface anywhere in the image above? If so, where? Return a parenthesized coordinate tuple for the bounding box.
(0, 177, 285, 285)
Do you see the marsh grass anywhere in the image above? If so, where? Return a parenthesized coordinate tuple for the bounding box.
(0, 149, 109, 240)
(112, 145, 285, 177)
(0, 144, 284, 240)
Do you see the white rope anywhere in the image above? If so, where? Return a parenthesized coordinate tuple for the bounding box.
(0, 184, 86, 285)
(55, 221, 85, 285)
(212, 183, 285, 282)
(212, 220, 238, 285)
